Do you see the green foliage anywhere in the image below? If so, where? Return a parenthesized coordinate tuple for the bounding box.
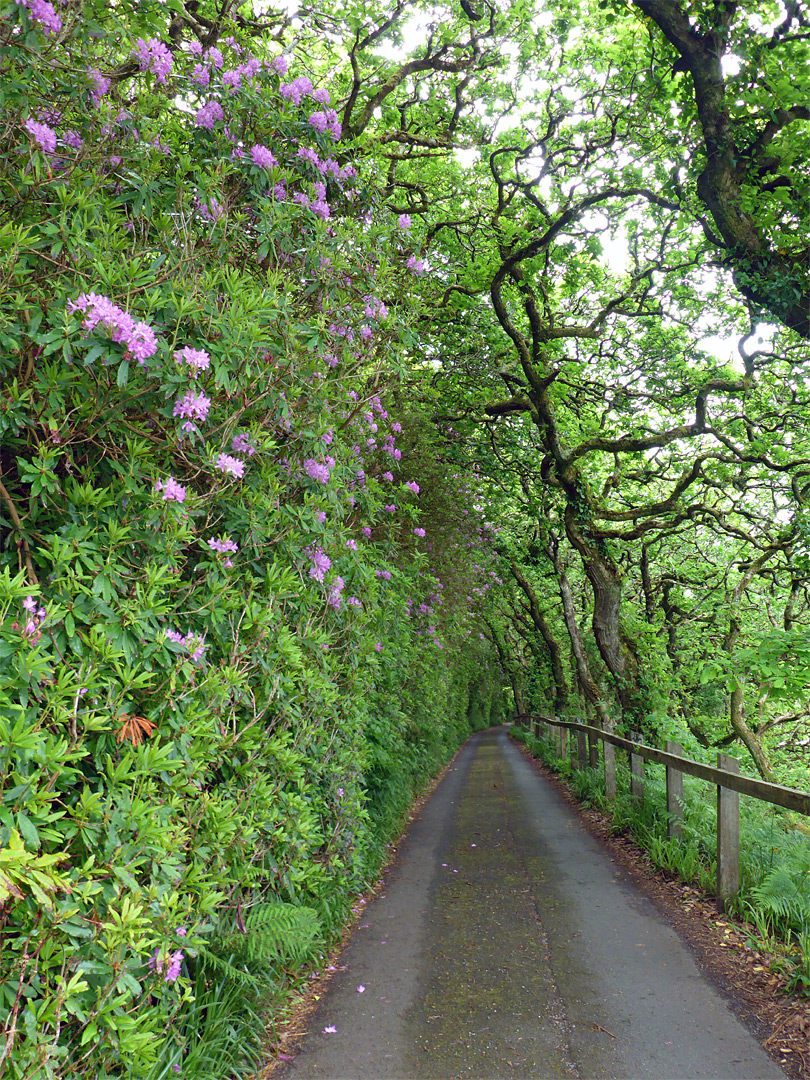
(0, 3, 504, 1076)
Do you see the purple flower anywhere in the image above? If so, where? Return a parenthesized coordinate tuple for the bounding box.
(196, 195, 224, 221)
(414, 527, 426, 538)
(308, 112, 329, 133)
(174, 346, 211, 375)
(176, 927, 187, 936)
(229, 433, 254, 457)
(67, 293, 158, 362)
(346, 539, 358, 550)
(24, 119, 57, 156)
(251, 144, 277, 169)
(215, 454, 245, 478)
(164, 950, 184, 982)
(208, 536, 238, 554)
(308, 548, 331, 583)
(315, 510, 327, 523)
(174, 390, 211, 422)
(195, 100, 224, 129)
(16, 0, 62, 35)
(398, 214, 412, 230)
(405, 481, 420, 494)
(362, 526, 372, 538)
(383, 504, 396, 513)
(406, 255, 425, 274)
(87, 69, 110, 107)
(382, 471, 394, 482)
(311, 87, 330, 105)
(191, 63, 210, 87)
(376, 569, 392, 581)
(327, 576, 345, 610)
(133, 38, 173, 84)
(155, 477, 187, 503)
(374, 642, 382, 652)
(304, 458, 331, 484)
(270, 55, 288, 75)
(280, 76, 313, 104)
(204, 47, 224, 69)
(297, 146, 320, 167)
(390, 422, 402, 433)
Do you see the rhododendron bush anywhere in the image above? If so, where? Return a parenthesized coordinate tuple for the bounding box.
(0, 4, 504, 1075)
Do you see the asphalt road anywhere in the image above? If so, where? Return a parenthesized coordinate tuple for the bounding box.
(278, 725, 786, 1080)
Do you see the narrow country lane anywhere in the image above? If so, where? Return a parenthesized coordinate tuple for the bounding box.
(277, 726, 786, 1080)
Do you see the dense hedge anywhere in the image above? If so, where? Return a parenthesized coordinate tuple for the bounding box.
(0, 6, 505, 1076)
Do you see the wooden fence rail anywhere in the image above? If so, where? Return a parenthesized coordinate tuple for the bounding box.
(514, 714, 810, 912)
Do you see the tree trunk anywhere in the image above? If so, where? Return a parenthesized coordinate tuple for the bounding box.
(550, 545, 612, 729)
(509, 561, 569, 714)
(563, 503, 648, 726)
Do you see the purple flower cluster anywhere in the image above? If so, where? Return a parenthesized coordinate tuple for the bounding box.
(208, 536, 238, 554)
(24, 118, 57, 156)
(308, 548, 331, 583)
(88, 69, 111, 107)
(308, 109, 341, 139)
(405, 481, 420, 494)
(133, 38, 173, 84)
(208, 535, 238, 567)
(280, 76, 313, 105)
(195, 194, 224, 221)
(174, 390, 211, 423)
(155, 477, 187, 503)
(67, 293, 158, 363)
(304, 458, 332, 484)
(327, 575, 345, 610)
(15, 0, 62, 35)
(166, 630, 206, 664)
(191, 63, 210, 87)
(214, 453, 245, 479)
(14, 596, 47, 643)
(250, 144, 277, 169)
(148, 949, 185, 982)
(195, 100, 224, 129)
(174, 346, 211, 375)
(231, 433, 256, 457)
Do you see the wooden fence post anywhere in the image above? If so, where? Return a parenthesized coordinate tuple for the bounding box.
(554, 723, 563, 758)
(603, 740, 617, 801)
(717, 754, 740, 912)
(630, 731, 644, 804)
(665, 741, 684, 840)
(577, 730, 588, 770)
(588, 732, 599, 769)
(561, 725, 569, 761)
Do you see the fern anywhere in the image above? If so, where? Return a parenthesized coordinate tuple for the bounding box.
(750, 860, 810, 936)
(200, 899, 322, 978)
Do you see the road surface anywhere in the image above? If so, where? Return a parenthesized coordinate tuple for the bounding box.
(278, 725, 785, 1080)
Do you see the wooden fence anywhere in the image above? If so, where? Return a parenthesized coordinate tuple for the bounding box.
(515, 714, 810, 912)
